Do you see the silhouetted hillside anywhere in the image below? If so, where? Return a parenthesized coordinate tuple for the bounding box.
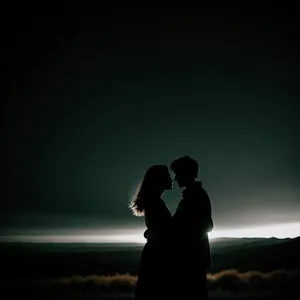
(0, 237, 299, 279)
(210, 237, 290, 253)
(211, 237, 300, 272)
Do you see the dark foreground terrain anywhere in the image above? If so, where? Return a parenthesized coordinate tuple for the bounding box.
(0, 237, 299, 299)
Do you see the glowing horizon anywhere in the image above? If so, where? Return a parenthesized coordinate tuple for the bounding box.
(0, 222, 299, 243)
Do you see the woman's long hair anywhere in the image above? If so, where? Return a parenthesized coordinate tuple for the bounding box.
(129, 165, 168, 216)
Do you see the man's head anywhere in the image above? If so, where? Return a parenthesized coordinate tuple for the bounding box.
(170, 156, 198, 188)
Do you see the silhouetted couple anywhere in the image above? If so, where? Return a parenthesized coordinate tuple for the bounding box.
(130, 156, 213, 299)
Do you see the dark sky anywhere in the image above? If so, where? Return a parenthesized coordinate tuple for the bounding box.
(3, 3, 299, 236)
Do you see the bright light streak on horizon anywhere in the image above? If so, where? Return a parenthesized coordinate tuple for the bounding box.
(1, 222, 299, 243)
(208, 221, 300, 240)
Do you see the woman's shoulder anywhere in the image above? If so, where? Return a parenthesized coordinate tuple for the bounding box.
(145, 198, 171, 217)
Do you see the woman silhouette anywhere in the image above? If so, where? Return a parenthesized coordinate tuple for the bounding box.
(129, 165, 175, 300)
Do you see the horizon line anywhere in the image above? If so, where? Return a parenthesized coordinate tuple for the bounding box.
(0, 221, 299, 243)
(0, 235, 298, 244)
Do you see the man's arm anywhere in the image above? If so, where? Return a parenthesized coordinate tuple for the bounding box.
(174, 191, 213, 241)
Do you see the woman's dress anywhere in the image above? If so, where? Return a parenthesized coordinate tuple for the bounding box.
(135, 197, 175, 300)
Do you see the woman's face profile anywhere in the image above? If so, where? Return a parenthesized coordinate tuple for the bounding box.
(163, 171, 173, 190)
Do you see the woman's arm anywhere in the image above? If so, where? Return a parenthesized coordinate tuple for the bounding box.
(144, 201, 175, 241)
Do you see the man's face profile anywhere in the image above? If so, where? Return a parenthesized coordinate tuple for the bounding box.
(174, 173, 190, 188)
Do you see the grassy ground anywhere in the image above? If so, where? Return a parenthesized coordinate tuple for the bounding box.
(1, 278, 292, 300)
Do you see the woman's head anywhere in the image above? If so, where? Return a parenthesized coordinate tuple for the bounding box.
(129, 165, 173, 216)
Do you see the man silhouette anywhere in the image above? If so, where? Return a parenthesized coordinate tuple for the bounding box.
(171, 156, 213, 299)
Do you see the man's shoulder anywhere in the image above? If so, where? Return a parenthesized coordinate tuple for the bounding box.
(182, 181, 209, 198)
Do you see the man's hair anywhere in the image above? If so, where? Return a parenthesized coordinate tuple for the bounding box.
(170, 156, 198, 178)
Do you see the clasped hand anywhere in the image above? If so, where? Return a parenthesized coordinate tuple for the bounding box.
(144, 229, 158, 242)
